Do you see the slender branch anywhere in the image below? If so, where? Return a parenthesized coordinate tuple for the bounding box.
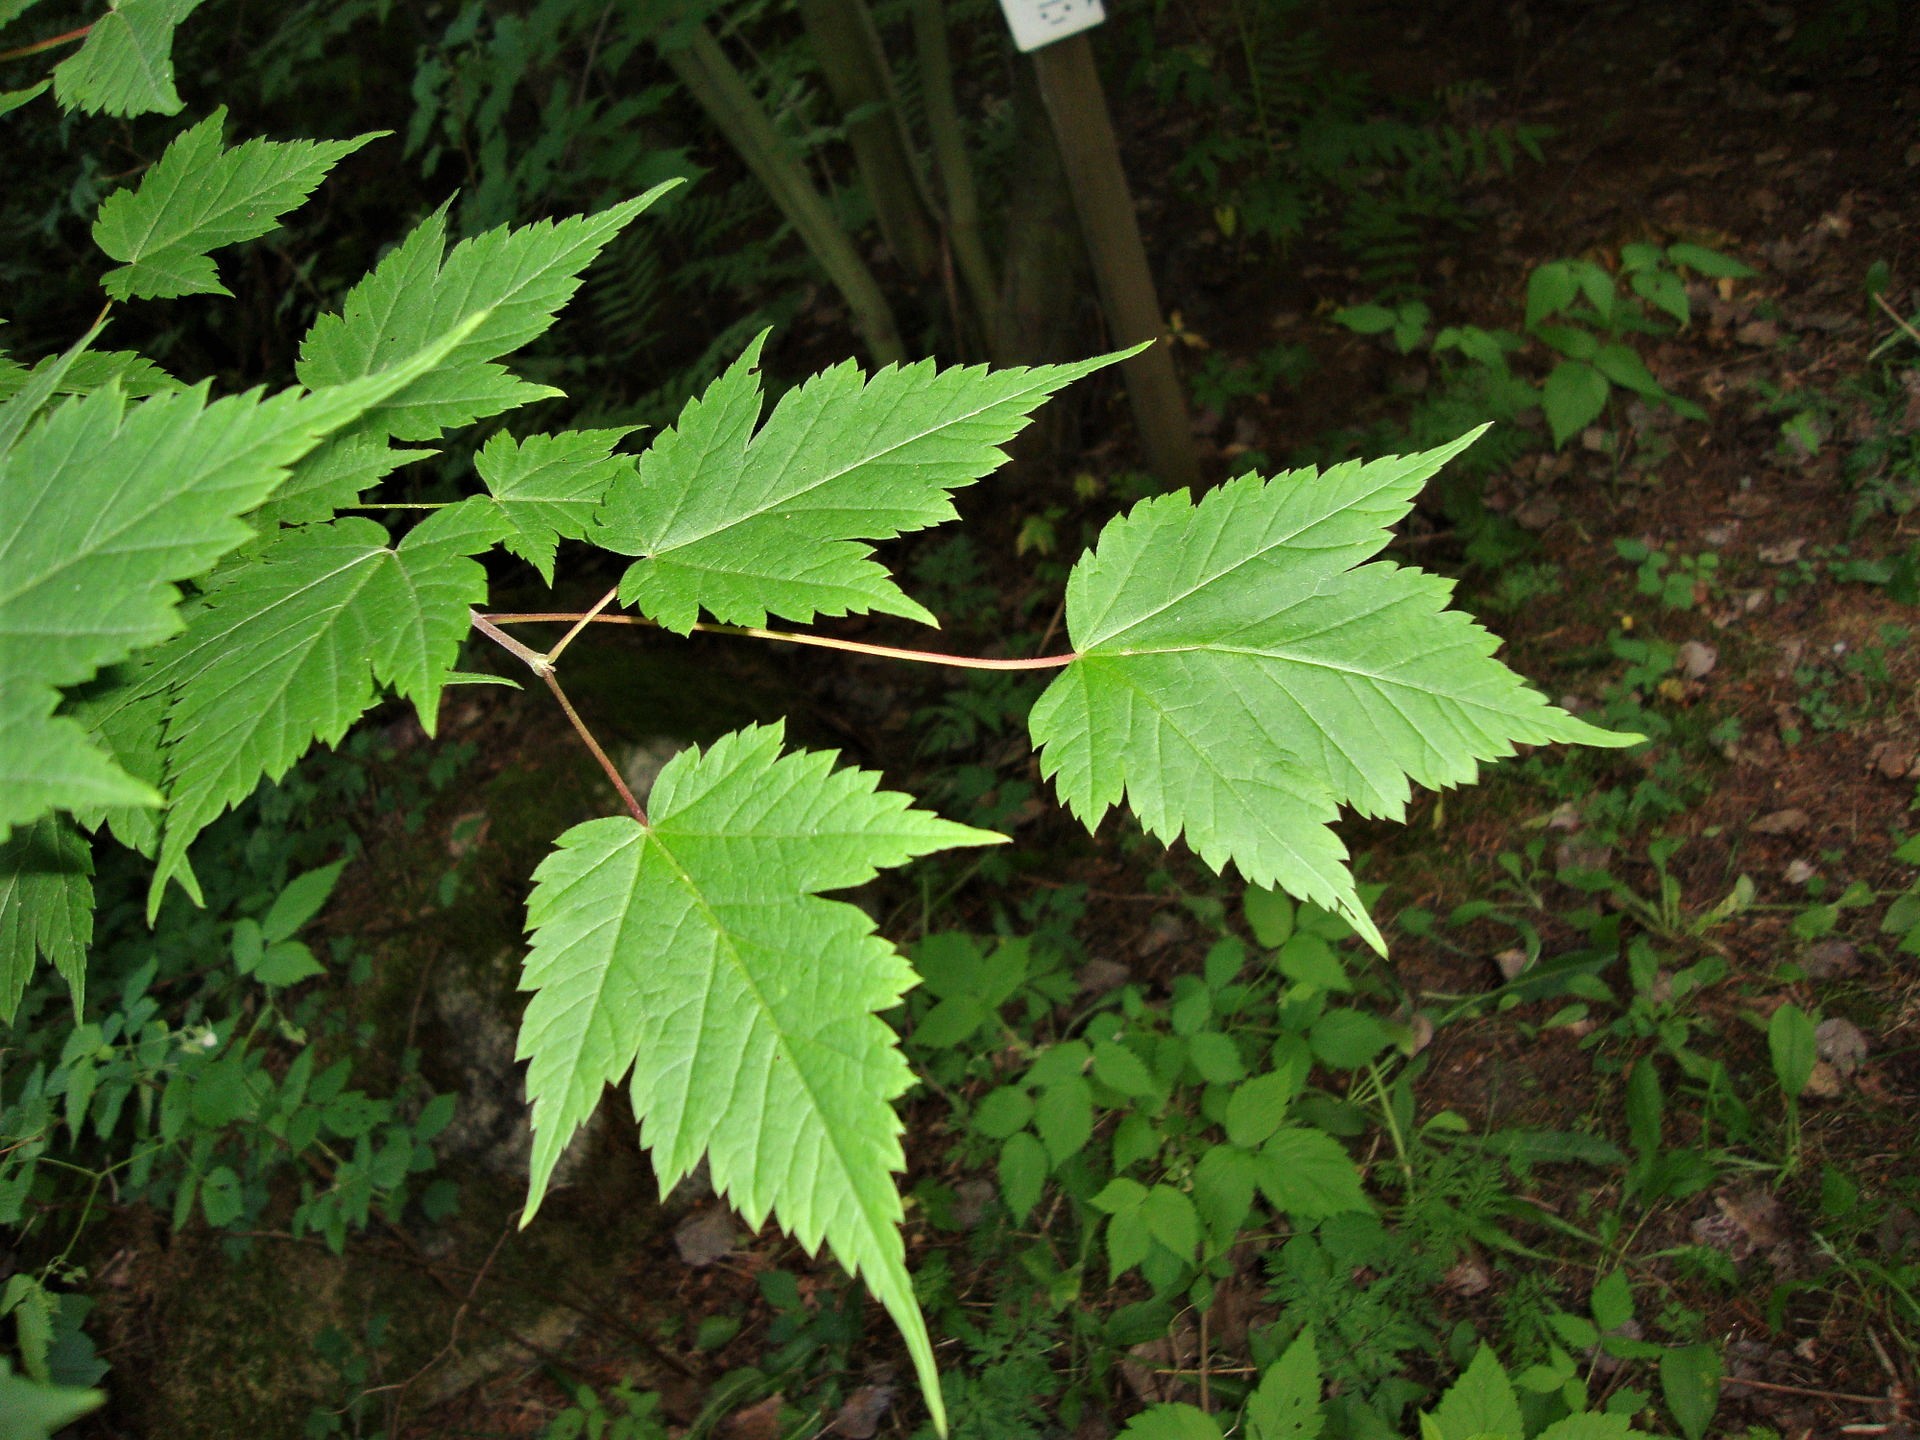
(479, 610, 1079, 671)
(544, 585, 619, 669)
(0, 25, 89, 62)
(469, 609, 552, 676)
(469, 608, 646, 823)
(543, 671, 646, 824)
(347, 501, 452, 510)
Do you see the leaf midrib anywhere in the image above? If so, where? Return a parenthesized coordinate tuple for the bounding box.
(651, 369, 1064, 555)
(1075, 482, 1412, 649)
(645, 825, 903, 1276)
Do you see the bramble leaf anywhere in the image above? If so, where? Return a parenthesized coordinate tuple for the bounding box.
(146, 503, 503, 912)
(296, 185, 677, 441)
(1246, 1330, 1324, 1440)
(1115, 1405, 1223, 1440)
(1427, 1345, 1524, 1440)
(593, 332, 1130, 632)
(51, 0, 205, 117)
(518, 723, 1002, 1433)
(93, 107, 383, 301)
(1030, 430, 1636, 951)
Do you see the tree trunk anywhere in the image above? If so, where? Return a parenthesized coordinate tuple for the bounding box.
(796, 0, 941, 284)
(909, 0, 1000, 356)
(1029, 33, 1198, 490)
(652, 19, 907, 368)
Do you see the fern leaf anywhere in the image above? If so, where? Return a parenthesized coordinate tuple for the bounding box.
(296, 183, 679, 441)
(519, 723, 1002, 1433)
(93, 107, 384, 301)
(472, 427, 639, 583)
(594, 333, 1129, 632)
(51, 0, 206, 117)
(1030, 430, 1638, 952)
(146, 504, 502, 912)
(0, 325, 473, 842)
(0, 816, 92, 1023)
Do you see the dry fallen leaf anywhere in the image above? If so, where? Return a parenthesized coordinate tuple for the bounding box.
(831, 1384, 897, 1439)
(725, 1394, 786, 1440)
(1869, 741, 1917, 779)
(673, 1207, 741, 1268)
(1800, 938, 1859, 978)
(1815, 1016, 1869, 1076)
(950, 1178, 997, 1230)
(1677, 640, 1718, 679)
(1803, 1059, 1844, 1099)
(1751, 808, 1811, 835)
(1514, 494, 1561, 530)
(1076, 958, 1133, 995)
(1444, 1252, 1494, 1296)
(1757, 538, 1807, 564)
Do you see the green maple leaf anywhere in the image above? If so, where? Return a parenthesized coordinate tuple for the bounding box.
(518, 723, 1002, 1433)
(470, 427, 639, 583)
(51, 0, 205, 117)
(593, 332, 1129, 632)
(145, 503, 503, 913)
(93, 107, 384, 301)
(296, 185, 677, 441)
(63, 664, 167, 860)
(0, 81, 50, 120)
(0, 349, 180, 405)
(0, 1360, 103, 1440)
(0, 816, 92, 1023)
(1030, 429, 1638, 951)
(0, 322, 477, 843)
(250, 431, 438, 529)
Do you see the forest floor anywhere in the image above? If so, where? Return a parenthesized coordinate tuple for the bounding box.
(83, 1, 1920, 1437)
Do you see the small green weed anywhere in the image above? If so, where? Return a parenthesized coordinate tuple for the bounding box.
(1787, 624, 1913, 738)
(1614, 540, 1722, 612)
(1116, 1326, 1716, 1440)
(1189, 340, 1316, 412)
(2, 746, 464, 1391)
(540, 1378, 670, 1440)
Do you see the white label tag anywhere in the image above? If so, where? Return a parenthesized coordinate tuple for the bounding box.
(996, 0, 1105, 53)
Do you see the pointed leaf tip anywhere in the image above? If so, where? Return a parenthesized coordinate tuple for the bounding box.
(516, 724, 992, 1428)
(594, 340, 1131, 631)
